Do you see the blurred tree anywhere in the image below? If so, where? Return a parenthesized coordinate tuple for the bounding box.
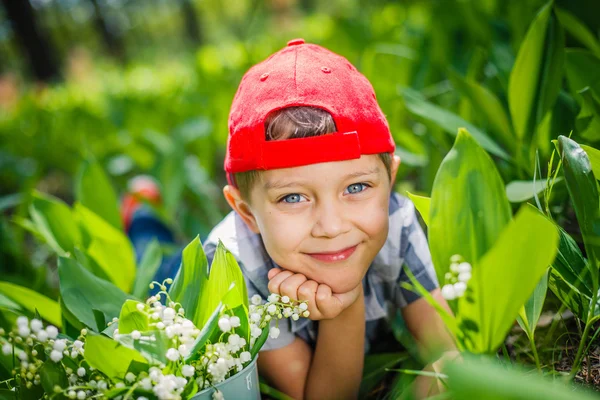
(180, 0, 202, 46)
(89, 0, 127, 62)
(0, 0, 60, 82)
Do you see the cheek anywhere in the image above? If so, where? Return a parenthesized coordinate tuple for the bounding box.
(355, 196, 389, 242)
(256, 211, 307, 261)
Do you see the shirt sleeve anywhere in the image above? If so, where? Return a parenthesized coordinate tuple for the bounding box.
(203, 241, 296, 351)
(395, 198, 439, 308)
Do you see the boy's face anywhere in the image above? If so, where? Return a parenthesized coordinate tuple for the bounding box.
(225, 154, 401, 294)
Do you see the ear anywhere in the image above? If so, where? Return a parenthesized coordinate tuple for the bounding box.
(390, 154, 401, 186)
(223, 185, 261, 234)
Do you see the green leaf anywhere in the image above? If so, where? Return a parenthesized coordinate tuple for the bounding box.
(547, 222, 597, 321)
(74, 203, 136, 292)
(29, 191, 81, 256)
(406, 192, 430, 226)
(58, 257, 135, 332)
(508, 2, 561, 141)
(76, 159, 122, 230)
(117, 300, 149, 334)
(429, 128, 512, 285)
(565, 49, 600, 97)
(575, 88, 600, 142)
(198, 241, 249, 330)
(446, 355, 599, 400)
(185, 303, 223, 361)
(556, 8, 600, 58)
(517, 270, 548, 340)
(558, 136, 600, 288)
(39, 359, 68, 394)
(0, 282, 62, 328)
(168, 235, 209, 328)
(581, 144, 600, 180)
(457, 206, 558, 353)
(400, 88, 511, 160)
(116, 329, 170, 365)
(84, 334, 147, 380)
(505, 177, 563, 203)
(447, 69, 514, 152)
(132, 238, 163, 299)
(0, 389, 17, 400)
(360, 352, 409, 399)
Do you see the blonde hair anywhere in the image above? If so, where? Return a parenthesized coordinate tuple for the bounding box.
(234, 106, 392, 200)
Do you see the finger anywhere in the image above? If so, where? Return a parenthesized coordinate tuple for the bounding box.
(279, 274, 307, 301)
(268, 267, 283, 280)
(298, 280, 320, 319)
(315, 284, 335, 317)
(298, 280, 318, 304)
(267, 270, 295, 294)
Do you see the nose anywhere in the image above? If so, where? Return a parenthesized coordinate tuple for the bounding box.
(311, 200, 351, 239)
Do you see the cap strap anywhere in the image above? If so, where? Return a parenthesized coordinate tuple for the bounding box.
(259, 131, 361, 170)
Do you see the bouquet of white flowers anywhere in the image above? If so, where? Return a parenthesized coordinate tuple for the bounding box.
(0, 238, 307, 400)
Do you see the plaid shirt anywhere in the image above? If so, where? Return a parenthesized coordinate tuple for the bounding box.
(203, 192, 438, 353)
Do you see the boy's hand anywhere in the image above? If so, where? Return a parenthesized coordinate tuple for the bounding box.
(267, 268, 362, 320)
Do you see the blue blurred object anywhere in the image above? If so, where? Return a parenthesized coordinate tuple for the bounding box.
(128, 206, 183, 296)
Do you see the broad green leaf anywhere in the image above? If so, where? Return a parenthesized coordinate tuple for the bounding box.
(565, 49, 600, 97)
(0, 282, 61, 328)
(29, 191, 81, 256)
(547, 220, 596, 321)
(39, 359, 68, 394)
(508, 2, 554, 140)
(169, 235, 209, 328)
(406, 192, 430, 226)
(198, 241, 249, 329)
(0, 389, 17, 400)
(447, 69, 514, 152)
(559, 136, 600, 288)
(534, 12, 565, 138)
(116, 329, 170, 365)
(555, 8, 600, 58)
(117, 300, 149, 334)
(505, 177, 562, 203)
(429, 129, 512, 285)
(360, 352, 409, 399)
(516, 270, 548, 340)
(84, 334, 147, 380)
(581, 144, 600, 179)
(132, 238, 163, 298)
(575, 89, 600, 142)
(457, 206, 558, 353)
(76, 159, 122, 230)
(251, 323, 270, 359)
(446, 355, 599, 400)
(74, 203, 136, 292)
(400, 88, 511, 160)
(58, 257, 135, 332)
(185, 303, 223, 361)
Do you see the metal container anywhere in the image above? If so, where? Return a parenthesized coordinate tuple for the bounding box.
(190, 357, 260, 399)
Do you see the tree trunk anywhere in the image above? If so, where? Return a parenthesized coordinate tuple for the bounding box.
(180, 0, 202, 46)
(0, 0, 61, 82)
(89, 0, 126, 62)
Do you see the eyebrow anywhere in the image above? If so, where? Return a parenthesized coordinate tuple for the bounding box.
(263, 166, 380, 190)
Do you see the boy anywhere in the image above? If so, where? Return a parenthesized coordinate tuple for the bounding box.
(203, 39, 456, 399)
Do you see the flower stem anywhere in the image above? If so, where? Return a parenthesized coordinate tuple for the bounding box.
(568, 288, 598, 379)
(529, 334, 541, 371)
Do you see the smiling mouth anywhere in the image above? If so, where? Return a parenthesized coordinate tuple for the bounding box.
(305, 244, 358, 263)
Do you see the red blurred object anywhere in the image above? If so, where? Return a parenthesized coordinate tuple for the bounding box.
(121, 175, 162, 232)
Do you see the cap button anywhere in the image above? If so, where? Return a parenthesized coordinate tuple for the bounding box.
(287, 38, 305, 46)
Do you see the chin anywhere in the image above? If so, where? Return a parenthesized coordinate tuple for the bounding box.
(321, 274, 363, 294)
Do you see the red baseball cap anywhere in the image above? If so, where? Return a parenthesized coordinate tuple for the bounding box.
(225, 38, 395, 178)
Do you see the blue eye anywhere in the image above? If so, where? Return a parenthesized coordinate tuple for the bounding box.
(281, 194, 303, 203)
(345, 183, 368, 194)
